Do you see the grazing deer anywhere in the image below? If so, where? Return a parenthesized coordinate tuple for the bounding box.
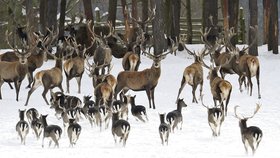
(25, 52, 64, 106)
(125, 95, 148, 123)
(201, 95, 224, 137)
(67, 118, 82, 147)
(158, 113, 170, 145)
(166, 98, 187, 133)
(40, 114, 62, 148)
(111, 111, 130, 147)
(176, 47, 209, 103)
(15, 109, 29, 145)
(234, 104, 263, 155)
(114, 50, 170, 109)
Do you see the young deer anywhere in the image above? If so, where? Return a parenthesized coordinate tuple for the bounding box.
(234, 104, 263, 155)
(16, 109, 29, 145)
(67, 119, 82, 147)
(40, 114, 62, 148)
(112, 99, 128, 121)
(114, 50, 170, 109)
(158, 113, 170, 145)
(126, 95, 148, 123)
(201, 95, 224, 137)
(111, 111, 130, 147)
(166, 98, 187, 133)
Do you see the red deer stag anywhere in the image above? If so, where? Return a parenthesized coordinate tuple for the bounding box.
(114, 50, 170, 109)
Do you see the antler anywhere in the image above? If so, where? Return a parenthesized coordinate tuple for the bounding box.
(223, 27, 237, 52)
(200, 95, 209, 109)
(247, 103, 261, 119)
(5, 30, 20, 53)
(234, 104, 261, 120)
(129, 7, 155, 26)
(240, 25, 258, 53)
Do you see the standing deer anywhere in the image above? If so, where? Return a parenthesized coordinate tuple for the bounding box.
(201, 95, 224, 137)
(111, 111, 130, 147)
(0, 31, 36, 101)
(25, 52, 64, 106)
(166, 98, 187, 133)
(40, 114, 62, 148)
(122, 51, 140, 71)
(158, 113, 170, 145)
(234, 104, 263, 155)
(16, 109, 29, 145)
(176, 47, 209, 103)
(114, 50, 170, 109)
(67, 118, 82, 147)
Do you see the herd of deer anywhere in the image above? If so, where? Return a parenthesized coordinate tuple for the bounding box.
(1, 14, 263, 154)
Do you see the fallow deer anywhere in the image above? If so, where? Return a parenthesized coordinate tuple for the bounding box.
(40, 114, 62, 148)
(15, 109, 29, 145)
(201, 95, 224, 137)
(234, 104, 263, 155)
(158, 113, 170, 145)
(166, 98, 187, 133)
(125, 94, 148, 123)
(111, 111, 130, 147)
(114, 50, 170, 109)
(67, 118, 82, 147)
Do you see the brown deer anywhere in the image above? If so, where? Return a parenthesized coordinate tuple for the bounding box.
(0, 31, 37, 101)
(63, 37, 94, 94)
(202, 60, 232, 117)
(234, 104, 263, 155)
(122, 51, 141, 71)
(114, 50, 170, 109)
(176, 47, 209, 103)
(25, 52, 64, 106)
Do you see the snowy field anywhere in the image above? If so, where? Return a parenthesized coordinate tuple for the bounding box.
(0, 45, 279, 158)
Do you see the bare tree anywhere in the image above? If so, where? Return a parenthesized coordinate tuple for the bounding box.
(171, 0, 181, 40)
(108, 0, 117, 27)
(228, 0, 239, 46)
(152, 0, 167, 55)
(249, 0, 258, 56)
(131, 0, 138, 28)
(185, 0, 192, 44)
(83, 0, 94, 22)
(58, 0, 66, 39)
(202, 0, 218, 45)
(47, 0, 58, 30)
(267, 0, 278, 54)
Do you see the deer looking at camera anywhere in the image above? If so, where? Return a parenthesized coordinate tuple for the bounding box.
(0, 30, 40, 101)
(114, 50, 170, 109)
(234, 104, 263, 155)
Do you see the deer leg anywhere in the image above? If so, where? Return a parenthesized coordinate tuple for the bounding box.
(151, 88, 156, 109)
(58, 84, 64, 93)
(144, 89, 152, 109)
(176, 77, 186, 101)
(199, 81, 203, 101)
(8, 82, 14, 89)
(26, 72, 33, 89)
(75, 76, 82, 94)
(225, 89, 231, 117)
(192, 84, 198, 103)
(0, 79, 4, 99)
(42, 88, 50, 105)
(66, 77, 70, 93)
(15, 80, 22, 101)
(256, 67, 261, 99)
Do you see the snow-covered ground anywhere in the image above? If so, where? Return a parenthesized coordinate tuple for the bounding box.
(0, 45, 279, 158)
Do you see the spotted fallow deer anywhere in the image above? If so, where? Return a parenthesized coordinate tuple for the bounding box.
(234, 104, 263, 155)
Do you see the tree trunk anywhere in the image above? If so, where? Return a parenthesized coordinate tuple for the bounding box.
(221, 0, 229, 30)
(263, 0, 270, 44)
(26, 0, 34, 29)
(58, 0, 66, 39)
(171, 0, 181, 40)
(164, 0, 172, 36)
(142, 0, 148, 32)
(153, 0, 167, 55)
(108, 0, 117, 27)
(47, 0, 58, 30)
(202, 0, 218, 46)
(268, 0, 279, 54)
(131, 0, 138, 28)
(228, 0, 239, 46)
(39, 0, 47, 34)
(121, 0, 130, 43)
(185, 0, 192, 44)
(83, 0, 94, 23)
(249, 0, 258, 56)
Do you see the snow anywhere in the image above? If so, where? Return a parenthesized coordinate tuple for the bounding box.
(0, 45, 280, 158)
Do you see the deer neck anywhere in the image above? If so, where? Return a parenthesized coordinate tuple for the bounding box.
(239, 120, 248, 133)
(41, 117, 48, 128)
(159, 114, 165, 123)
(112, 113, 119, 125)
(19, 111, 25, 121)
(55, 59, 63, 70)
